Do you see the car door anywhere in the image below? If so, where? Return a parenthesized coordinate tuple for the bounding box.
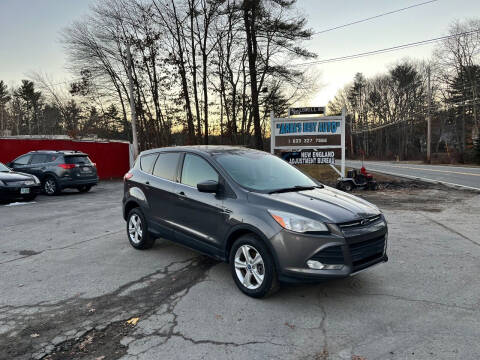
(29, 154, 49, 180)
(148, 152, 182, 240)
(10, 154, 32, 173)
(171, 153, 228, 255)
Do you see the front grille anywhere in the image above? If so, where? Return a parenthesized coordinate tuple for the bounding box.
(349, 236, 385, 270)
(339, 215, 382, 230)
(311, 245, 344, 265)
(5, 180, 32, 187)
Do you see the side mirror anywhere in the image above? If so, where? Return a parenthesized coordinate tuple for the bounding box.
(197, 180, 219, 193)
(6, 162, 12, 168)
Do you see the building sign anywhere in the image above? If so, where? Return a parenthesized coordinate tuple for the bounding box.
(274, 119, 342, 148)
(288, 107, 325, 116)
(281, 150, 336, 165)
(270, 107, 346, 177)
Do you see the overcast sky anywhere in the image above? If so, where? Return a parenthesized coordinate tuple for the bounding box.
(0, 0, 479, 105)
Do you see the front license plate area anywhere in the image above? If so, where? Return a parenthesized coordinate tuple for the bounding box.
(20, 188, 30, 194)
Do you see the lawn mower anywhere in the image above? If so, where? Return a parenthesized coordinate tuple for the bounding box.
(336, 166, 378, 192)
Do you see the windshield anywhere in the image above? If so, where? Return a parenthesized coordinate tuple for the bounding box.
(214, 150, 317, 192)
(0, 163, 10, 172)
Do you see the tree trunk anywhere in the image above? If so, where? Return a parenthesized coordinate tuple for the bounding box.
(243, 2, 263, 150)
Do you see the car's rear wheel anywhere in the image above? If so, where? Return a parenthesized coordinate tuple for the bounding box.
(127, 208, 155, 249)
(229, 234, 279, 298)
(44, 177, 60, 196)
(78, 185, 92, 193)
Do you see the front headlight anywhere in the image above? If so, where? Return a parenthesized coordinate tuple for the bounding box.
(32, 175, 40, 184)
(0, 180, 4, 186)
(268, 210, 329, 233)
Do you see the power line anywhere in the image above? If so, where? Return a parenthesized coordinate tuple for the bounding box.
(290, 29, 480, 67)
(351, 98, 480, 134)
(313, 0, 439, 35)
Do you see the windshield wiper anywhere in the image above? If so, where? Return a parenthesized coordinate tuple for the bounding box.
(268, 185, 318, 194)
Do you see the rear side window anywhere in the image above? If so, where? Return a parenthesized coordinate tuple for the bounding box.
(153, 153, 181, 181)
(65, 155, 92, 165)
(31, 154, 49, 164)
(14, 155, 31, 165)
(181, 154, 218, 187)
(140, 153, 158, 174)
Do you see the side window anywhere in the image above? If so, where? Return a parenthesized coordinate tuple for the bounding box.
(140, 153, 158, 174)
(31, 154, 48, 164)
(181, 154, 218, 188)
(14, 155, 31, 165)
(153, 153, 181, 181)
(48, 154, 60, 163)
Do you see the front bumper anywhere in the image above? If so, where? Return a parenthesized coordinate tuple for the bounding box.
(0, 184, 42, 200)
(270, 216, 388, 283)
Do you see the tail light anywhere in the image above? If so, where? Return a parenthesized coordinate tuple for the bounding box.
(124, 172, 133, 181)
(58, 164, 76, 169)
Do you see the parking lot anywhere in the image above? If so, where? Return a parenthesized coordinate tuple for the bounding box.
(1, 181, 479, 360)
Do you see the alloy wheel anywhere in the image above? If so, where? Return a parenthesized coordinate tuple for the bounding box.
(234, 245, 265, 290)
(45, 179, 56, 195)
(128, 214, 143, 244)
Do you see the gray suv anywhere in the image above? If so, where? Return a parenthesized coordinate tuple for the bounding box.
(8, 150, 99, 195)
(122, 146, 388, 298)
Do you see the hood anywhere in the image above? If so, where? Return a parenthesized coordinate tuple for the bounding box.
(0, 171, 34, 182)
(249, 185, 380, 224)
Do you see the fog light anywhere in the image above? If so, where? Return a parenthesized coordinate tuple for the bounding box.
(307, 260, 324, 270)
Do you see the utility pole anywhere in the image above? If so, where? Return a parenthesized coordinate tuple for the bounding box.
(126, 42, 139, 159)
(427, 66, 431, 163)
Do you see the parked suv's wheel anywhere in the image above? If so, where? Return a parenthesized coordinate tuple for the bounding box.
(127, 208, 155, 249)
(229, 235, 279, 298)
(43, 177, 59, 196)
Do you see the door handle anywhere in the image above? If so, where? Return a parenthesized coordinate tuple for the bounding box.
(177, 191, 187, 200)
(145, 181, 150, 185)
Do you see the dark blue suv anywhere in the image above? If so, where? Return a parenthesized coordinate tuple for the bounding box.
(8, 150, 99, 195)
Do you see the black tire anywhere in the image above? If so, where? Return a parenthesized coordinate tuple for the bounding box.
(343, 181, 354, 192)
(78, 185, 92, 193)
(22, 194, 37, 202)
(229, 234, 279, 298)
(126, 208, 155, 250)
(43, 176, 60, 196)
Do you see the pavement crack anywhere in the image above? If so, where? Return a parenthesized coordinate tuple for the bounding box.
(0, 230, 124, 266)
(0, 256, 218, 359)
(351, 291, 477, 312)
(423, 214, 480, 247)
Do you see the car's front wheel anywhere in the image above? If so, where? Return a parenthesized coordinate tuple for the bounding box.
(126, 208, 155, 249)
(229, 234, 279, 298)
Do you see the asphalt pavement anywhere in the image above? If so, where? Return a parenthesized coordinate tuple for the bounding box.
(346, 160, 480, 190)
(1, 181, 479, 359)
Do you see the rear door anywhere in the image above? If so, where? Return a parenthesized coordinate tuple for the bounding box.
(64, 154, 97, 180)
(29, 154, 49, 180)
(148, 152, 182, 239)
